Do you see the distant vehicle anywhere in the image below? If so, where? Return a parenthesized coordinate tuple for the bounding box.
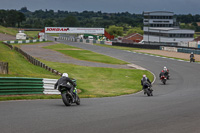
(16, 31, 27, 40)
(139, 40, 144, 44)
(88, 36, 94, 40)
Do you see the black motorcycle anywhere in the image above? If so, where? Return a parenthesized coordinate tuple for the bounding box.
(190, 57, 195, 62)
(59, 84, 80, 106)
(143, 84, 153, 96)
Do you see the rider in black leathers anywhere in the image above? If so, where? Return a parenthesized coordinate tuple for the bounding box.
(190, 52, 195, 62)
(141, 75, 152, 94)
(159, 66, 169, 79)
(54, 73, 76, 101)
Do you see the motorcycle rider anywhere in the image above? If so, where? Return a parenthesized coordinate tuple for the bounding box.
(141, 75, 152, 94)
(190, 52, 195, 62)
(54, 73, 77, 102)
(160, 66, 169, 79)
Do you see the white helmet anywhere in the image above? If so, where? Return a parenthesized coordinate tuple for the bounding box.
(143, 75, 146, 78)
(191, 52, 193, 54)
(62, 73, 68, 77)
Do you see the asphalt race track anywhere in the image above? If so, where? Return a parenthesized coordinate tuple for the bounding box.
(1, 37, 200, 133)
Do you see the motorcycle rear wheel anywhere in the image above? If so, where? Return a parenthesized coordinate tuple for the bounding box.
(61, 93, 72, 106)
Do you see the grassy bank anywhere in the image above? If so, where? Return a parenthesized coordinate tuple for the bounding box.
(0, 25, 40, 38)
(0, 42, 59, 78)
(44, 43, 128, 65)
(0, 26, 18, 36)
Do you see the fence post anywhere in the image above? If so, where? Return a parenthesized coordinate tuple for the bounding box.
(0, 62, 8, 74)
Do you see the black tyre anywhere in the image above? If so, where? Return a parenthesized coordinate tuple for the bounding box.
(150, 92, 153, 96)
(146, 90, 151, 96)
(61, 93, 72, 106)
(76, 96, 80, 105)
(162, 79, 166, 85)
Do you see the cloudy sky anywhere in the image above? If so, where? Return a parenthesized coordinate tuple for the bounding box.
(0, 0, 200, 14)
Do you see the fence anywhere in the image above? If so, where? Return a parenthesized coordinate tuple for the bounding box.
(2, 42, 62, 76)
(0, 62, 8, 74)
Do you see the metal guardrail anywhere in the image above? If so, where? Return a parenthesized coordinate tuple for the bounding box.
(0, 77, 44, 95)
(0, 77, 76, 95)
(3, 39, 47, 44)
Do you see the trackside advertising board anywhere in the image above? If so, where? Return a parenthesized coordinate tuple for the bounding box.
(45, 27, 104, 34)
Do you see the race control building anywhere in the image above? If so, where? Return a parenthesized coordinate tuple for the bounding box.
(143, 11, 195, 46)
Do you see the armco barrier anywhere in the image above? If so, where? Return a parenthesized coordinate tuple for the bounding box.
(3, 39, 47, 44)
(43, 78, 59, 94)
(0, 77, 76, 95)
(0, 77, 44, 95)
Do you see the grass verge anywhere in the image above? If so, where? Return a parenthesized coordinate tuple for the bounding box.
(0, 26, 18, 36)
(38, 59, 154, 98)
(43, 43, 128, 65)
(0, 42, 59, 78)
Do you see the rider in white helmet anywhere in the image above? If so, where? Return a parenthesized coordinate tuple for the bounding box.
(160, 66, 169, 79)
(190, 52, 195, 62)
(141, 75, 152, 94)
(54, 73, 76, 101)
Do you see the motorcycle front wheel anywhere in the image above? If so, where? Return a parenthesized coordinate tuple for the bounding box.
(76, 95, 80, 105)
(162, 79, 166, 84)
(61, 93, 72, 106)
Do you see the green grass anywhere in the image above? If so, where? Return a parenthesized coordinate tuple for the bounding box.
(0, 25, 40, 38)
(0, 25, 18, 36)
(44, 43, 128, 65)
(0, 42, 59, 78)
(38, 59, 153, 98)
(0, 95, 61, 101)
(24, 31, 40, 38)
(0, 41, 154, 100)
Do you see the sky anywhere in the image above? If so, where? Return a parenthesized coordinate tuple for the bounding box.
(0, 0, 200, 14)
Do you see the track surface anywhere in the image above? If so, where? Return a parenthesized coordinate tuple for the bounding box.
(1, 37, 200, 133)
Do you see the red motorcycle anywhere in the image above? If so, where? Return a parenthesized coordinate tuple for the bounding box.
(160, 75, 167, 85)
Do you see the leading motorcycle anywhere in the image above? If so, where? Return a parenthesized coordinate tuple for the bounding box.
(58, 82, 80, 106)
(190, 57, 195, 62)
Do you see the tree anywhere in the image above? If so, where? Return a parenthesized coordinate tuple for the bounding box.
(16, 12, 26, 27)
(106, 25, 123, 37)
(127, 27, 144, 35)
(63, 15, 80, 27)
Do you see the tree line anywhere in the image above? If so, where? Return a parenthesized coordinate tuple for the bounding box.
(1, 7, 200, 35)
(0, 9, 25, 27)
